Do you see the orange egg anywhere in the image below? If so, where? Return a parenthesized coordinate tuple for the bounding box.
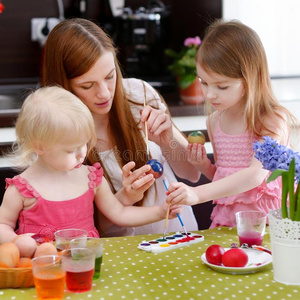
(0, 242, 20, 268)
(34, 242, 58, 258)
(13, 235, 37, 258)
(17, 257, 32, 268)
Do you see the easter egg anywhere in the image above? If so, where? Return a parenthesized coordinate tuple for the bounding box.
(187, 131, 206, 145)
(13, 235, 37, 258)
(17, 257, 32, 268)
(222, 248, 248, 267)
(205, 244, 225, 266)
(34, 242, 58, 258)
(0, 242, 20, 268)
(146, 159, 164, 179)
(31, 233, 52, 245)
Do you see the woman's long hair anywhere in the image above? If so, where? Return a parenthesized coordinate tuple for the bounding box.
(41, 18, 153, 202)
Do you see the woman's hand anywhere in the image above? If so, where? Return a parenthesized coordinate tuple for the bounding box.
(166, 182, 199, 206)
(140, 105, 173, 147)
(122, 161, 155, 204)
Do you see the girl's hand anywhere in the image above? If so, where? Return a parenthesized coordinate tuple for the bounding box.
(168, 204, 183, 219)
(140, 105, 173, 147)
(187, 143, 208, 166)
(159, 201, 182, 220)
(122, 161, 155, 204)
(166, 182, 199, 206)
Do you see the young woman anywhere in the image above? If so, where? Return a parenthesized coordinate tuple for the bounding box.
(166, 20, 298, 228)
(41, 18, 199, 236)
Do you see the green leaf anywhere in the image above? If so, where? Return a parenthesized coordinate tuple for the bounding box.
(179, 74, 197, 89)
(178, 56, 196, 68)
(168, 64, 185, 77)
(266, 169, 288, 183)
(165, 49, 180, 59)
(288, 159, 296, 220)
(281, 172, 289, 218)
(294, 183, 300, 221)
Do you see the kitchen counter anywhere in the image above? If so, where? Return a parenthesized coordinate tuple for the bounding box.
(0, 84, 206, 128)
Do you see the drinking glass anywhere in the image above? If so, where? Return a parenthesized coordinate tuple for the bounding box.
(31, 255, 66, 300)
(236, 210, 267, 246)
(54, 228, 88, 252)
(61, 248, 95, 293)
(70, 237, 104, 280)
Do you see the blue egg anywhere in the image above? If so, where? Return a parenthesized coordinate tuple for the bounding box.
(146, 159, 164, 179)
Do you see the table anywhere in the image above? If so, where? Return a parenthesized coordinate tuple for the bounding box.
(1, 227, 300, 300)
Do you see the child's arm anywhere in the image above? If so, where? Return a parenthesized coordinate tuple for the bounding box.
(166, 156, 269, 206)
(94, 177, 182, 226)
(0, 186, 24, 243)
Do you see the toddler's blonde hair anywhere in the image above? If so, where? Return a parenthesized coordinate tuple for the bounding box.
(12, 86, 97, 167)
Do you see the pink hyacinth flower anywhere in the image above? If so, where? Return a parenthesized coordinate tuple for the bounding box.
(184, 36, 201, 47)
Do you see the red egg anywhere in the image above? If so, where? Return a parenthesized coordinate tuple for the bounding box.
(31, 234, 52, 244)
(222, 248, 248, 267)
(205, 244, 225, 266)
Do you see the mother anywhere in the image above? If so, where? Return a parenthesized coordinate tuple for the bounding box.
(41, 18, 200, 236)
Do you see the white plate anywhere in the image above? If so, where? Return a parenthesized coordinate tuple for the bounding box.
(201, 248, 272, 274)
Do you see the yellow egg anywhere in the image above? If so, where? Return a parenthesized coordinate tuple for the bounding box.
(187, 131, 206, 145)
(34, 242, 58, 258)
(0, 242, 20, 267)
(13, 235, 37, 258)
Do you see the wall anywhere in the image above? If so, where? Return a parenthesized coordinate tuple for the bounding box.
(0, 0, 102, 83)
(223, 0, 300, 77)
(0, 0, 221, 83)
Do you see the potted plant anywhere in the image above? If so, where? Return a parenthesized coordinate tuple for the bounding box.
(165, 36, 204, 105)
(253, 136, 300, 285)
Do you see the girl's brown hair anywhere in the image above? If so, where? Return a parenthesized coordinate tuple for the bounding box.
(196, 19, 297, 139)
(41, 18, 159, 202)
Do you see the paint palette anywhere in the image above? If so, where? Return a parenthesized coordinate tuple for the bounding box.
(138, 232, 204, 253)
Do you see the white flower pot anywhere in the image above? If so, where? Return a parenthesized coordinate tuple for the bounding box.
(269, 209, 300, 285)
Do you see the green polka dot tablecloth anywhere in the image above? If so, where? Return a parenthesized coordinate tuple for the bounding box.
(1, 227, 300, 300)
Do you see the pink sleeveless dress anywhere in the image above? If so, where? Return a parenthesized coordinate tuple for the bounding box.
(5, 163, 103, 240)
(210, 118, 282, 228)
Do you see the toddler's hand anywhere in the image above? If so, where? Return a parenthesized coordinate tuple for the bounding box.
(166, 182, 199, 206)
(122, 161, 155, 203)
(168, 204, 183, 219)
(159, 201, 182, 219)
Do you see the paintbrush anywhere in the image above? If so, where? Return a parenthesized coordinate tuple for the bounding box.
(176, 213, 188, 237)
(162, 179, 170, 239)
(143, 95, 150, 160)
(162, 179, 188, 238)
(163, 203, 171, 240)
